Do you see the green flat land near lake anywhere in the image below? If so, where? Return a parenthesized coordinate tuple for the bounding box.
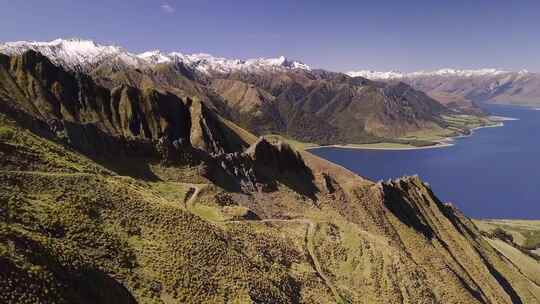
(273, 114, 499, 151)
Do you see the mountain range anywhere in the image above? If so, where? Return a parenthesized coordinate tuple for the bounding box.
(348, 68, 540, 107)
(0, 38, 311, 74)
(0, 39, 492, 146)
(4, 39, 538, 110)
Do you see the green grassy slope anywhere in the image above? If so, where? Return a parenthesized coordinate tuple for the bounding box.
(0, 115, 314, 303)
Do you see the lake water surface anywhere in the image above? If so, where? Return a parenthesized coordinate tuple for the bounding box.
(309, 104, 540, 219)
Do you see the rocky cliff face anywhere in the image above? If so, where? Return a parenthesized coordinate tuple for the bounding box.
(0, 51, 189, 145)
(0, 51, 252, 159)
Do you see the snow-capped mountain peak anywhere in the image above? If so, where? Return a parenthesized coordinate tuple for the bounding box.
(0, 38, 311, 74)
(154, 52, 311, 74)
(346, 70, 405, 79)
(255, 55, 311, 70)
(0, 38, 146, 71)
(411, 68, 509, 77)
(137, 50, 172, 65)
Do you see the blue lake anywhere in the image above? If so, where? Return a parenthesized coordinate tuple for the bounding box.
(309, 104, 540, 219)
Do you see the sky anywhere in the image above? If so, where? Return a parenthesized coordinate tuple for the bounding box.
(0, 0, 539, 72)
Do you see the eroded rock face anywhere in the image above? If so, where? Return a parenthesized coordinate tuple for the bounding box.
(0, 51, 251, 161)
(244, 138, 317, 198)
(366, 176, 538, 304)
(380, 176, 437, 239)
(199, 138, 317, 196)
(244, 138, 307, 173)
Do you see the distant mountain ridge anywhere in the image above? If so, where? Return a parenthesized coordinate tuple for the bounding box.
(347, 68, 540, 106)
(346, 68, 519, 79)
(210, 69, 451, 144)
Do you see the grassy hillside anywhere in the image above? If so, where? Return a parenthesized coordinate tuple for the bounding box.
(2, 110, 540, 303)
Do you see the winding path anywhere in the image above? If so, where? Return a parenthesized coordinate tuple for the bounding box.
(1, 170, 342, 302)
(224, 218, 342, 302)
(161, 182, 343, 302)
(184, 185, 202, 210)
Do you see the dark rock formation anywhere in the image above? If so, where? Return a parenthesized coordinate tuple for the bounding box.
(244, 138, 307, 173)
(0, 51, 245, 163)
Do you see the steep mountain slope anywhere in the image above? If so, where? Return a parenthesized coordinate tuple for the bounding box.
(348, 68, 540, 107)
(475, 219, 540, 289)
(1, 50, 539, 303)
(0, 50, 251, 157)
(209, 69, 452, 145)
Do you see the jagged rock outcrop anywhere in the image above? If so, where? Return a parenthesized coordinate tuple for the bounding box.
(202, 138, 316, 195)
(0, 51, 253, 160)
(371, 176, 540, 304)
(245, 138, 307, 173)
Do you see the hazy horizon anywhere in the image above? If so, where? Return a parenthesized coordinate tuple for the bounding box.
(1, 0, 539, 73)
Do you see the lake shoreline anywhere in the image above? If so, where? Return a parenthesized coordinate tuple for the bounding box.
(306, 116, 515, 151)
(309, 103, 539, 219)
(305, 142, 453, 151)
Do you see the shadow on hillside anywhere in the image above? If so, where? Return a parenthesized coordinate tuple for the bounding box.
(2, 232, 138, 304)
(98, 157, 161, 181)
(381, 182, 434, 239)
(201, 155, 243, 193)
(0, 103, 162, 181)
(256, 165, 319, 201)
(61, 121, 164, 181)
(449, 268, 487, 303)
(477, 251, 524, 304)
(1, 103, 318, 197)
(201, 144, 319, 198)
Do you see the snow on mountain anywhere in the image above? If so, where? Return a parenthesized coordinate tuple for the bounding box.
(411, 68, 510, 77)
(346, 70, 405, 79)
(138, 50, 172, 65)
(346, 67, 540, 106)
(162, 53, 311, 74)
(0, 38, 311, 74)
(347, 68, 515, 80)
(0, 38, 146, 71)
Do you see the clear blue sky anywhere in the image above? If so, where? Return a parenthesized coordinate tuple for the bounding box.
(1, 0, 539, 72)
